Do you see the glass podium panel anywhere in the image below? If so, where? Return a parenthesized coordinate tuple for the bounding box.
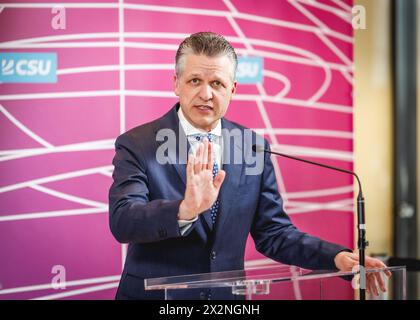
(144, 263, 406, 300)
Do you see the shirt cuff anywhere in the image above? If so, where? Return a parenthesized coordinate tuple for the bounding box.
(178, 216, 198, 235)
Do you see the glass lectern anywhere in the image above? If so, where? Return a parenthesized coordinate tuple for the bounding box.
(145, 263, 406, 300)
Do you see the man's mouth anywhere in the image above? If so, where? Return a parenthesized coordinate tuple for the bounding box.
(195, 105, 213, 111)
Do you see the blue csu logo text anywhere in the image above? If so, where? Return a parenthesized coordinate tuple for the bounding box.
(0, 52, 57, 83)
(236, 56, 263, 84)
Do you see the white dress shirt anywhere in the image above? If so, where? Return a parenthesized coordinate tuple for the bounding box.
(177, 107, 223, 234)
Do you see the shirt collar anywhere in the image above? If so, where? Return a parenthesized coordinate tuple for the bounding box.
(177, 106, 222, 137)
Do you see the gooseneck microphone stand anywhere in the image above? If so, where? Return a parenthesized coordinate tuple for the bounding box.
(252, 145, 369, 300)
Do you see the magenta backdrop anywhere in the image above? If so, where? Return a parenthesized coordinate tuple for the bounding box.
(0, 0, 354, 299)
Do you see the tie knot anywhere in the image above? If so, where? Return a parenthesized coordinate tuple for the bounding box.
(191, 133, 214, 143)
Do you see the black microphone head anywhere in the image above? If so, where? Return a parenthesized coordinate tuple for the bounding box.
(252, 144, 257, 152)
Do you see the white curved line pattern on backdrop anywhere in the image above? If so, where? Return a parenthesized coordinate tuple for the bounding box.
(0, 90, 353, 113)
(29, 184, 108, 209)
(225, 2, 289, 201)
(31, 282, 120, 300)
(0, 37, 352, 72)
(0, 139, 115, 162)
(331, 0, 353, 12)
(0, 2, 353, 42)
(0, 104, 54, 148)
(297, 0, 352, 21)
(0, 275, 120, 296)
(0, 208, 108, 222)
(0, 166, 114, 194)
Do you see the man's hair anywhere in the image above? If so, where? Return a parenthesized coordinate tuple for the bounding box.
(175, 31, 238, 80)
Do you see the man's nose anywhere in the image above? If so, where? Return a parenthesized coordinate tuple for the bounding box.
(199, 84, 213, 101)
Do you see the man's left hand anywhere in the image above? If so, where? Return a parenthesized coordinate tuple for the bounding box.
(334, 251, 392, 296)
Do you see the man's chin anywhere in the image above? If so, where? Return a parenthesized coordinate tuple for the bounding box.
(192, 119, 216, 131)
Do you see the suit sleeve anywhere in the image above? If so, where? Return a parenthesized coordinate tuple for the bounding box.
(108, 133, 186, 244)
(250, 140, 351, 270)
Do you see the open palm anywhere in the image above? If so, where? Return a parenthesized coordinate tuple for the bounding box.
(179, 139, 225, 220)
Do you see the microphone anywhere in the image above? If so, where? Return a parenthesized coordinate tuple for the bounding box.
(253, 144, 369, 300)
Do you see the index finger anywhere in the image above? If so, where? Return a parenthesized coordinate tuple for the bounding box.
(373, 271, 386, 292)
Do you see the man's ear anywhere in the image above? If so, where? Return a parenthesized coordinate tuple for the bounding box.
(231, 81, 237, 95)
(174, 74, 180, 96)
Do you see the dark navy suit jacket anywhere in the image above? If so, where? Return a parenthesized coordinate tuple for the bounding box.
(109, 103, 349, 300)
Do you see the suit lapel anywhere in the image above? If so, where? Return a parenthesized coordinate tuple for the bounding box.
(154, 104, 190, 187)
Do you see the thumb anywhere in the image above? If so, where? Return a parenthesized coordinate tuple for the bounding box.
(213, 170, 226, 190)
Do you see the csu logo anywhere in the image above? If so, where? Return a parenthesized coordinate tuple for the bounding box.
(236, 56, 264, 84)
(0, 53, 57, 83)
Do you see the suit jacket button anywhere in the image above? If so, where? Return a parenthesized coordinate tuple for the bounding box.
(200, 292, 206, 300)
(211, 251, 216, 260)
(158, 229, 167, 238)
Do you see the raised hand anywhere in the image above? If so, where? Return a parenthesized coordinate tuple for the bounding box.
(178, 138, 225, 220)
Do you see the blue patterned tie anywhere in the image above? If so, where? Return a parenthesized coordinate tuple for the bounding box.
(192, 133, 219, 225)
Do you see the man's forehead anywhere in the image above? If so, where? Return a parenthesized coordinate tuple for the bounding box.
(183, 54, 233, 77)
(185, 70, 228, 78)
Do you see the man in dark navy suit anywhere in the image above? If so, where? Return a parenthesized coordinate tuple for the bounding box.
(109, 32, 387, 300)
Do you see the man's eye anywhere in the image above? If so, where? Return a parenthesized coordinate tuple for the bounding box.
(190, 79, 200, 84)
(213, 81, 222, 87)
